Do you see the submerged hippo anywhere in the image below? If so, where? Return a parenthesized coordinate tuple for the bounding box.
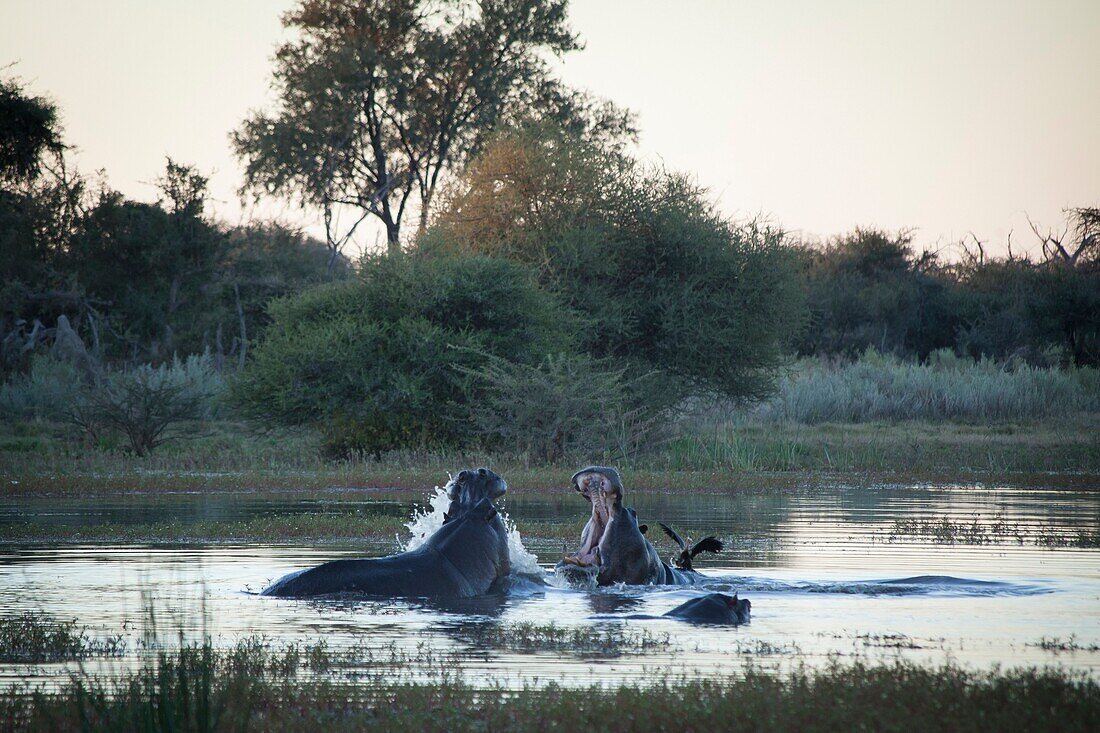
(261, 468, 510, 598)
(664, 593, 751, 625)
(556, 466, 717, 586)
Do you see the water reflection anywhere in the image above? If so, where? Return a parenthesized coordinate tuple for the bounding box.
(1, 482, 1098, 688)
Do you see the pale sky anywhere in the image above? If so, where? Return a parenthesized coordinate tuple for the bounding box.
(3, 0, 1098, 257)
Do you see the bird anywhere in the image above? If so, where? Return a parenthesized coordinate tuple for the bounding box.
(659, 523, 724, 571)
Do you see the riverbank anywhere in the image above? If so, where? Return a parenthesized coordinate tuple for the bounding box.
(3, 417, 1098, 497)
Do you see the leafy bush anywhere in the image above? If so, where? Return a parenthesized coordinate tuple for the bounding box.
(459, 352, 669, 463)
(231, 253, 576, 456)
(751, 351, 1100, 423)
(797, 216, 1100, 367)
(429, 124, 806, 403)
(0, 354, 84, 419)
(69, 355, 224, 455)
(796, 229, 958, 360)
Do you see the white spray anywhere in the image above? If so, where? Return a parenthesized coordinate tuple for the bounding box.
(402, 487, 543, 577)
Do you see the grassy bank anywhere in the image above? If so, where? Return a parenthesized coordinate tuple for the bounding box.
(3, 417, 1099, 498)
(1, 636, 1095, 732)
(0, 513, 589, 547)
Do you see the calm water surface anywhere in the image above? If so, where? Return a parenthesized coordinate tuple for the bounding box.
(2, 481, 1098, 688)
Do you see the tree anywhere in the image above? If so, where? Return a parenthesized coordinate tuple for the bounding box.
(0, 75, 86, 372)
(232, 0, 634, 264)
(66, 162, 227, 360)
(797, 229, 957, 360)
(0, 75, 63, 184)
(428, 124, 806, 403)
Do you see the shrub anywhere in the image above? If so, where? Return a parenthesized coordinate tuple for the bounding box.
(230, 253, 576, 456)
(459, 351, 669, 463)
(752, 351, 1100, 423)
(69, 355, 223, 455)
(796, 229, 959, 360)
(0, 354, 83, 420)
(429, 124, 806, 403)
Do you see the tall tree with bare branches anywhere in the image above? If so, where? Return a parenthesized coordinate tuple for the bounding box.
(232, 0, 633, 265)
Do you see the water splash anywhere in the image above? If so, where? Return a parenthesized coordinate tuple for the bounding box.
(403, 488, 451, 551)
(402, 487, 543, 576)
(501, 513, 543, 577)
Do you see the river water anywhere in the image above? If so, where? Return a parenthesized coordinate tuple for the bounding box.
(1, 480, 1097, 688)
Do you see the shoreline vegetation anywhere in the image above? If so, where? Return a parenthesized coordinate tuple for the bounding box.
(4, 415, 1098, 494)
(0, 631, 1096, 732)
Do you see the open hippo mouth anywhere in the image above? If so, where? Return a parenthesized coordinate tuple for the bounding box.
(562, 466, 624, 567)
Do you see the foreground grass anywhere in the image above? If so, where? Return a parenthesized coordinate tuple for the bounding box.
(0, 614, 124, 663)
(3, 418, 1099, 497)
(1, 637, 1096, 732)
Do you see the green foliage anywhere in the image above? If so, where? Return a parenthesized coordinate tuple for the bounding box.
(67, 188, 227, 358)
(3, 644, 1098, 733)
(0, 76, 62, 184)
(0, 613, 124, 663)
(429, 124, 806, 403)
(752, 351, 1100, 423)
(0, 78, 82, 354)
(222, 222, 352, 364)
(69, 355, 224, 456)
(231, 253, 575, 455)
(233, 0, 633, 248)
(458, 351, 668, 463)
(799, 219, 1100, 366)
(0, 354, 84, 420)
(797, 229, 957, 359)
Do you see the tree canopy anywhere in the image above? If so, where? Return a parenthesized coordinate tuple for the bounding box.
(232, 0, 635, 261)
(428, 124, 808, 403)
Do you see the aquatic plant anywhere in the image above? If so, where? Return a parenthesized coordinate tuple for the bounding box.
(885, 514, 1100, 548)
(1029, 636, 1100, 653)
(452, 622, 671, 657)
(1, 643, 1096, 732)
(0, 613, 124, 663)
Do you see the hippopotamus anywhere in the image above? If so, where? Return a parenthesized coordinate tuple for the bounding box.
(261, 468, 510, 598)
(663, 593, 751, 625)
(556, 466, 718, 586)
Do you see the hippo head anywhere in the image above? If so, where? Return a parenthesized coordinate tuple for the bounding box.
(562, 466, 630, 568)
(721, 593, 752, 624)
(572, 465, 624, 514)
(443, 467, 507, 523)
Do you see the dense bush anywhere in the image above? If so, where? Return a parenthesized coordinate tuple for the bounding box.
(797, 229, 958, 360)
(0, 354, 84, 420)
(459, 352, 668, 463)
(428, 124, 806, 403)
(797, 217, 1100, 366)
(68, 355, 224, 455)
(1, 128, 347, 373)
(230, 253, 576, 456)
(0, 353, 224, 454)
(751, 350, 1100, 423)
